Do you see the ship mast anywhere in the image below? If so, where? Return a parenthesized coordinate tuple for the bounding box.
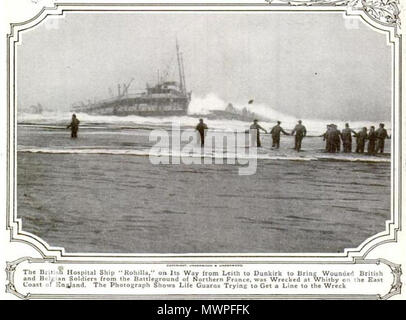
(180, 52, 186, 94)
(176, 39, 184, 93)
(122, 78, 134, 97)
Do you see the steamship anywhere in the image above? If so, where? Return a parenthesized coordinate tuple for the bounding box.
(71, 42, 191, 116)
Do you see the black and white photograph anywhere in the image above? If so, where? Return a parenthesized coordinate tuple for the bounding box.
(15, 7, 395, 254)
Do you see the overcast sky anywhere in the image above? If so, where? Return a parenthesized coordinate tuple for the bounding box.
(16, 12, 392, 121)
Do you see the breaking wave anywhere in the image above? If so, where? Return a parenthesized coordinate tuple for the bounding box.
(17, 147, 390, 163)
(17, 93, 391, 136)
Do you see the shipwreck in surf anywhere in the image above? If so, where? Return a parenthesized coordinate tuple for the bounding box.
(71, 42, 191, 116)
(205, 103, 269, 122)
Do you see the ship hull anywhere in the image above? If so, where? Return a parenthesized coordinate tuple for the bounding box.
(73, 96, 190, 117)
(104, 109, 188, 117)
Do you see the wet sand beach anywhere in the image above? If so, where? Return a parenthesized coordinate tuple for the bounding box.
(16, 125, 391, 253)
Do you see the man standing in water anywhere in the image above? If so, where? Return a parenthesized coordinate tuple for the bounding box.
(341, 123, 356, 153)
(355, 127, 368, 153)
(375, 123, 390, 154)
(67, 114, 80, 138)
(270, 121, 290, 149)
(325, 124, 341, 153)
(291, 120, 307, 151)
(320, 125, 331, 151)
(250, 119, 267, 147)
(195, 118, 208, 147)
(331, 124, 341, 152)
(367, 126, 377, 155)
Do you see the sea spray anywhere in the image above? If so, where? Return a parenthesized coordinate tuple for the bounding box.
(17, 93, 391, 136)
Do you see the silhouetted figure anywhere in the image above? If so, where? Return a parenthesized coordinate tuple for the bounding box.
(367, 126, 377, 155)
(195, 119, 208, 147)
(291, 120, 307, 151)
(320, 125, 331, 151)
(67, 114, 80, 138)
(250, 119, 267, 147)
(375, 123, 390, 153)
(355, 127, 368, 153)
(270, 121, 289, 149)
(322, 124, 335, 152)
(331, 124, 341, 152)
(320, 124, 337, 152)
(341, 123, 356, 153)
(325, 124, 341, 153)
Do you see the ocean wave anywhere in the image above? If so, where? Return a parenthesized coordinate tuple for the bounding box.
(17, 93, 391, 136)
(17, 147, 390, 163)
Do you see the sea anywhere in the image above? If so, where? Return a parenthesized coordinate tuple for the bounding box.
(16, 103, 391, 254)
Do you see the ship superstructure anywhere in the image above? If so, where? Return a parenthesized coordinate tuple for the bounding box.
(72, 42, 191, 116)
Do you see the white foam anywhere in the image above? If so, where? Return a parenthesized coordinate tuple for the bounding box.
(17, 93, 391, 136)
(17, 147, 390, 163)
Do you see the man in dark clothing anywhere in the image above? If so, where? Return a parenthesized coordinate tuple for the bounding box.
(67, 114, 80, 138)
(270, 121, 289, 149)
(321, 124, 338, 152)
(367, 126, 377, 155)
(330, 124, 341, 152)
(320, 125, 331, 152)
(250, 119, 267, 147)
(355, 127, 368, 153)
(375, 123, 390, 153)
(325, 124, 341, 153)
(341, 123, 356, 153)
(195, 119, 208, 147)
(291, 120, 307, 151)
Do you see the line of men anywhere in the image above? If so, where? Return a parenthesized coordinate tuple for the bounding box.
(196, 118, 390, 154)
(67, 115, 390, 154)
(196, 118, 307, 151)
(320, 123, 390, 154)
(249, 119, 306, 151)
